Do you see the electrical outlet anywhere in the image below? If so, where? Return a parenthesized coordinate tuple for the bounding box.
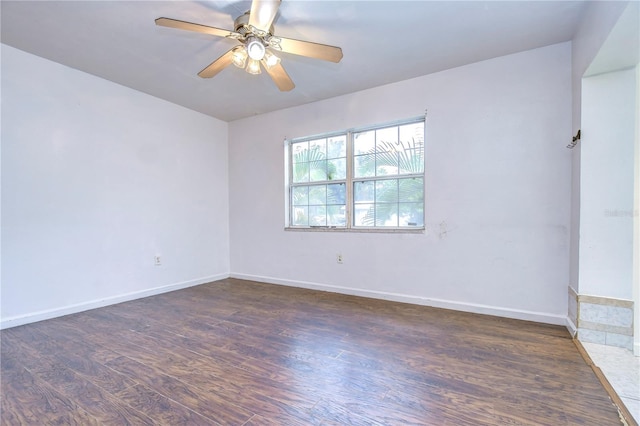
(336, 254, 343, 264)
(154, 255, 162, 266)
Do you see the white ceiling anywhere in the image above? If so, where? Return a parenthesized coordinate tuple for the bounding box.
(1, 1, 588, 122)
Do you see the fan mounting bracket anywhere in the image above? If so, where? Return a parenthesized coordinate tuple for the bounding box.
(231, 12, 275, 46)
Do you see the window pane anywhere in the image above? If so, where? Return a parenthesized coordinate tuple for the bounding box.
(398, 177, 424, 202)
(327, 158, 346, 180)
(327, 183, 346, 204)
(399, 203, 424, 227)
(398, 147, 424, 175)
(399, 122, 424, 147)
(291, 141, 308, 160)
(376, 127, 398, 150)
(374, 128, 399, 176)
(309, 185, 327, 205)
(375, 203, 398, 227)
(375, 179, 398, 203)
(354, 131, 374, 154)
(354, 181, 374, 203)
(309, 138, 326, 156)
(309, 206, 327, 226)
(354, 203, 374, 226)
(292, 206, 308, 226)
(376, 151, 399, 176)
(354, 154, 375, 178)
(327, 205, 346, 226)
(292, 186, 308, 205)
(292, 141, 309, 183)
(293, 165, 309, 183)
(327, 135, 346, 159)
(399, 122, 424, 174)
(308, 159, 326, 182)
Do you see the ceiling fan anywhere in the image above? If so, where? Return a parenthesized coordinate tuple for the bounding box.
(155, 0, 343, 91)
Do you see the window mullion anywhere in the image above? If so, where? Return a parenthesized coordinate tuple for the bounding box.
(346, 130, 354, 228)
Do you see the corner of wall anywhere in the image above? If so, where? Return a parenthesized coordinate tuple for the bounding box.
(0, 274, 229, 330)
(567, 285, 579, 337)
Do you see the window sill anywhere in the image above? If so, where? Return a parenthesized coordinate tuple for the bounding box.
(284, 226, 425, 234)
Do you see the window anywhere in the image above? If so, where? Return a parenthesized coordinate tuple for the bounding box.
(287, 117, 425, 230)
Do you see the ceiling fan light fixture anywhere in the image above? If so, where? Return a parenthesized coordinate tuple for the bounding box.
(246, 58, 262, 75)
(263, 50, 281, 69)
(231, 46, 248, 68)
(246, 37, 266, 61)
(156, 0, 343, 91)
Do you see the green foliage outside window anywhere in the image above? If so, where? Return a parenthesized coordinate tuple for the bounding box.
(289, 119, 424, 229)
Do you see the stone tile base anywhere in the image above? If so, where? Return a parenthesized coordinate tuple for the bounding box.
(572, 290, 634, 351)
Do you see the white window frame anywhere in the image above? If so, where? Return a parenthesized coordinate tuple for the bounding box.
(285, 116, 426, 233)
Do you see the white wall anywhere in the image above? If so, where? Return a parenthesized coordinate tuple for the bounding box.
(1, 45, 230, 328)
(579, 69, 636, 300)
(635, 64, 640, 355)
(572, 1, 639, 354)
(569, 1, 629, 292)
(229, 43, 572, 324)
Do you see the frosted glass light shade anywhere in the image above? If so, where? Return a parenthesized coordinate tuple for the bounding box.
(246, 38, 266, 61)
(246, 58, 262, 75)
(263, 50, 280, 69)
(231, 46, 248, 68)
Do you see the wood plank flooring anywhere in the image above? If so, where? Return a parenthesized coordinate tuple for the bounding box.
(1, 278, 623, 425)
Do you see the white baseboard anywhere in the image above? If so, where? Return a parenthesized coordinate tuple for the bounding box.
(0, 273, 228, 330)
(230, 273, 568, 326)
(3, 273, 571, 330)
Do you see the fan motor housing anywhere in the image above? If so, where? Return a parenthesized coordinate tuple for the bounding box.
(234, 12, 274, 37)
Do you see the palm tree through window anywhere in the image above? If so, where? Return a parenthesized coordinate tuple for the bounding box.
(288, 117, 425, 230)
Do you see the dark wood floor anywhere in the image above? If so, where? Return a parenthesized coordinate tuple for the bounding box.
(1, 278, 622, 425)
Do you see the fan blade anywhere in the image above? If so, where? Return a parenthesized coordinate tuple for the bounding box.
(263, 62, 295, 91)
(198, 48, 235, 78)
(155, 17, 239, 38)
(249, 0, 281, 33)
(277, 37, 343, 63)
